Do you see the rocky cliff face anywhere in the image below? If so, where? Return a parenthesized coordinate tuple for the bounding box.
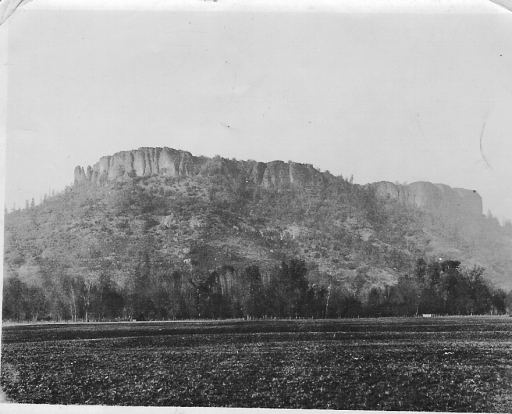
(74, 147, 483, 218)
(74, 147, 201, 184)
(371, 181, 483, 218)
(74, 147, 325, 189)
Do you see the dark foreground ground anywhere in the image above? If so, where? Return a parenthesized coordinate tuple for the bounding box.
(2, 317, 512, 411)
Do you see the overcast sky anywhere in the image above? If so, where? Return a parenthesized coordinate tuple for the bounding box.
(2, 0, 512, 222)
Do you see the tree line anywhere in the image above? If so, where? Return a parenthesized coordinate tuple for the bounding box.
(2, 257, 509, 322)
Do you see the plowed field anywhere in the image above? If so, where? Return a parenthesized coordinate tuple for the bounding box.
(2, 317, 512, 411)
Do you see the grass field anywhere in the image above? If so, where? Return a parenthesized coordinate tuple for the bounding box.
(2, 317, 512, 411)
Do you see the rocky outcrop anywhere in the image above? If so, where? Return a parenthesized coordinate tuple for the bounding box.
(74, 147, 202, 184)
(371, 181, 483, 218)
(74, 147, 325, 189)
(74, 147, 483, 219)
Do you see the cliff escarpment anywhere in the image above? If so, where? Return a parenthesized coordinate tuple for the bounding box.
(74, 147, 326, 189)
(371, 181, 483, 218)
(75, 147, 483, 220)
(74, 147, 199, 184)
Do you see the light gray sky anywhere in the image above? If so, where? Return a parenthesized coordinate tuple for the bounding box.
(3, 1, 512, 221)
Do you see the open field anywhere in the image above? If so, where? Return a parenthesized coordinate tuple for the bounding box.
(2, 317, 512, 411)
